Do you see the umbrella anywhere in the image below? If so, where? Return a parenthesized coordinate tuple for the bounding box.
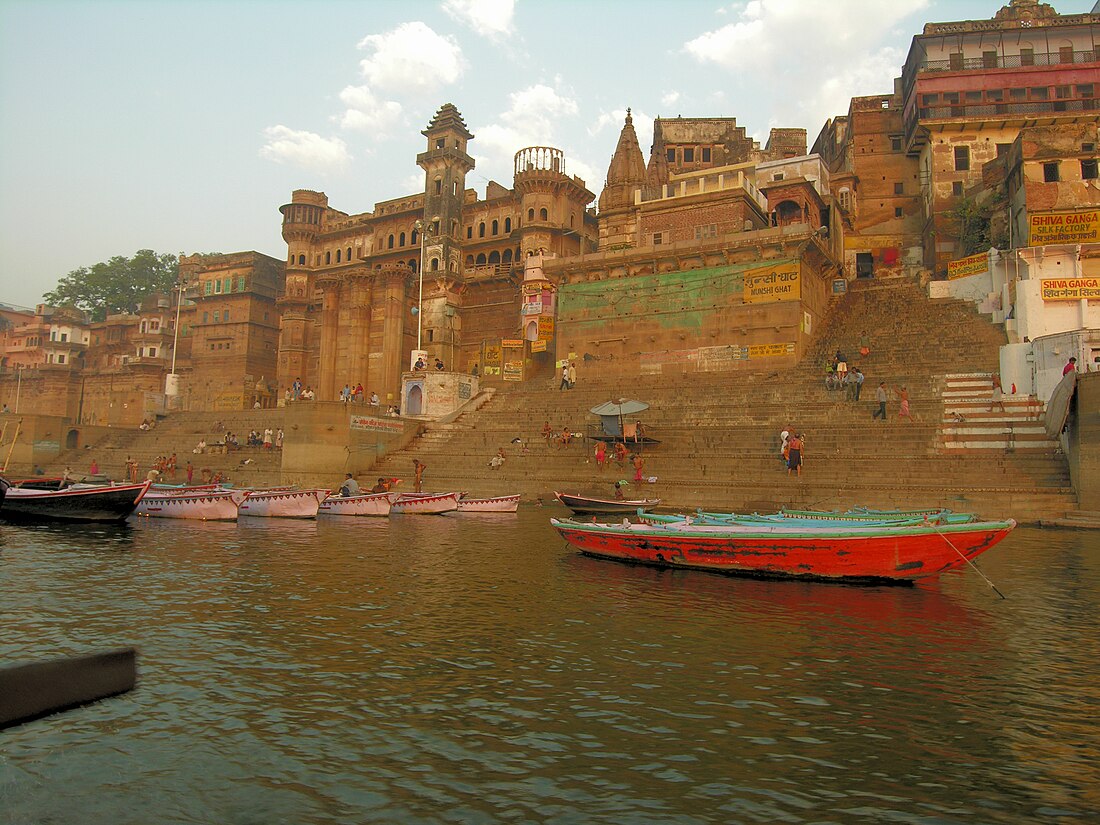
(590, 399, 649, 441)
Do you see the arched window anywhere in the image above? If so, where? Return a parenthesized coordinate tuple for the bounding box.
(838, 187, 852, 213)
(502, 249, 513, 263)
(479, 222, 486, 238)
(325, 251, 331, 264)
(409, 259, 417, 272)
(411, 228, 419, 245)
(346, 246, 352, 260)
(338, 249, 344, 263)
(298, 254, 305, 265)
(399, 232, 406, 247)
(476, 253, 487, 265)
(467, 226, 473, 239)
(504, 217, 512, 233)
(491, 219, 499, 235)
(388, 234, 395, 249)
(430, 257, 440, 271)
(528, 208, 535, 220)
(488, 250, 500, 264)
(570, 214, 574, 228)
(434, 178, 442, 194)
(465, 255, 475, 266)
(540, 207, 548, 221)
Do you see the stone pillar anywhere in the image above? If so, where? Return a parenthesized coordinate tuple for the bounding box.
(317, 282, 340, 400)
(380, 269, 409, 404)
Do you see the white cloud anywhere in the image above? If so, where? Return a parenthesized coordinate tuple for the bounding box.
(338, 85, 404, 133)
(259, 126, 351, 175)
(357, 22, 467, 96)
(684, 0, 928, 131)
(473, 83, 579, 161)
(442, 0, 516, 40)
(661, 90, 680, 108)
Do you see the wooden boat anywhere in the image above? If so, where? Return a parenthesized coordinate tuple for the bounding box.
(134, 487, 247, 521)
(555, 491, 661, 515)
(318, 491, 394, 517)
(238, 488, 326, 519)
(0, 479, 151, 523)
(1, 648, 136, 730)
(391, 492, 459, 514)
(550, 516, 1016, 584)
(457, 494, 520, 513)
(639, 510, 976, 528)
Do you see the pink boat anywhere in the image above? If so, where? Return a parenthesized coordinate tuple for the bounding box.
(135, 487, 249, 521)
(238, 488, 327, 518)
(318, 491, 394, 517)
(391, 492, 459, 514)
(457, 494, 520, 513)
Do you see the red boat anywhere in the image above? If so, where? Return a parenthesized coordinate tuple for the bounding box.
(550, 517, 1016, 584)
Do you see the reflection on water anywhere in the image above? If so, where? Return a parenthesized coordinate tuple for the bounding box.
(1, 511, 1097, 824)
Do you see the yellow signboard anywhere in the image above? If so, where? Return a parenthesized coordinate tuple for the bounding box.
(748, 343, 797, 358)
(530, 339, 547, 352)
(1028, 210, 1100, 246)
(743, 263, 800, 303)
(947, 252, 988, 280)
(537, 316, 555, 339)
(503, 361, 523, 381)
(502, 339, 524, 348)
(484, 344, 502, 365)
(1041, 277, 1100, 301)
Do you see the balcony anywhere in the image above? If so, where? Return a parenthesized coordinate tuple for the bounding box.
(916, 49, 1099, 75)
(905, 97, 1099, 151)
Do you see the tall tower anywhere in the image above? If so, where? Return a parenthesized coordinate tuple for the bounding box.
(277, 190, 328, 393)
(598, 109, 646, 249)
(416, 103, 475, 276)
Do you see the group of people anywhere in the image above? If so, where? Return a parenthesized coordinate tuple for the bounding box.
(245, 428, 278, 449)
(779, 428, 804, 477)
(559, 361, 577, 390)
(414, 357, 446, 371)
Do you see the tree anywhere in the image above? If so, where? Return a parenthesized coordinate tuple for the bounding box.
(43, 250, 179, 322)
(947, 192, 1008, 257)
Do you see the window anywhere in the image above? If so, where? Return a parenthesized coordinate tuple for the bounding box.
(895, 207, 904, 218)
(237, 276, 246, 291)
(223, 311, 229, 323)
(954, 146, 970, 171)
(491, 219, 498, 235)
(1060, 46, 1074, 64)
(204, 281, 213, 295)
(388, 234, 394, 249)
(894, 182, 904, 195)
(987, 89, 1004, 102)
(430, 257, 439, 272)
(701, 147, 711, 162)
(996, 143, 1011, 158)
(435, 138, 445, 149)
(838, 188, 852, 212)
(452, 182, 458, 196)
(213, 311, 220, 323)
(773, 173, 784, 181)
(1010, 88, 1027, 101)
(528, 208, 535, 220)
(965, 91, 982, 103)
(336, 249, 341, 263)
(60, 332, 68, 342)
(57, 354, 65, 364)
(666, 148, 675, 162)
(1077, 85, 1094, 98)
(1083, 159, 1098, 180)
(148, 348, 156, 358)
(891, 137, 902, 151)
(652, 232, 664, 245)
(467, 226, 473, 239)
(949, 52, 963, 70)
(539, 207, 548, 221)
(479, 222, 486, 238)
(504, 217, 512, 233)
(922, 93, 939, 106)
(398, 234, 405, 247)
(982, 50, 998, 69)
(434, 178, 442, 194)
(694, 224, 717, 239)
(325, 251, 331, 265)
(952, 181, 964, 196)
(1043, 162, 1060, 182)
(214, 279, 223, 294)
(1020, 48, 1034, 66)
(202, 312, 208, 324)
(298, 254, 305, 265)
(1056, 85, 1071, 99)
(1030, 87, 1048, 101)
(683, 148, 694, 163)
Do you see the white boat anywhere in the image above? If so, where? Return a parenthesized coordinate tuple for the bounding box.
(238, 488, 327, 519)
(391, 492, 459, 514)
(318, 491, 394, 517)
(134, 487, 248, 521)
(457, 494, 520, 513)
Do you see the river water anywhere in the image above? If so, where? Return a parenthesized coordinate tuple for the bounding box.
(1, 510, 1097, 824)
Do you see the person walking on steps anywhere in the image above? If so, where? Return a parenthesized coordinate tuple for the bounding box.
(872, 382, 888, 420)
(559, 363, 569, 391)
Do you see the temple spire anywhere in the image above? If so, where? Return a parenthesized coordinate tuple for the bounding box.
(598, 109, 647, 213)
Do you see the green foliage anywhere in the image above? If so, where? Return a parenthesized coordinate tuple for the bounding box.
(947, 192, 1008, 257)
(43, 250, 178, 322)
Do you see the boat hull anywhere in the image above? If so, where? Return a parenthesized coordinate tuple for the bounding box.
(318, 492, 393, 517)
(239, 489, 325, 519)
(457, 495, 520, 513)
(392, 492, 458, 514)
(551, 518, 1016, 583)
(0, 481, 151, 523)
(135, 489, 245, 521)
(555, 491, 661, 515)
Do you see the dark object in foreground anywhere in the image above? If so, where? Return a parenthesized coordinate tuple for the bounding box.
(554, 491, 662, 515)
(0, 648, 137, 729)
(0, 479, 151, 522)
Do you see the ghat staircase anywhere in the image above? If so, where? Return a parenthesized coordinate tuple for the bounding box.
(371, 274, 1074, 522)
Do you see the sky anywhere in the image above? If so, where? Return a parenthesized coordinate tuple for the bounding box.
(0, 0, 1095, 309)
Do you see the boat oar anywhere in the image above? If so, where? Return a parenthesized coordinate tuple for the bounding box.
(0, 648, 137, 729)
(936, 530, 1006, 599)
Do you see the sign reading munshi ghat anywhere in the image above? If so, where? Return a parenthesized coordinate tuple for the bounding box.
(1028, 210, 1100, 246)
(947, 252, 988, 280)
(1040, 277, 1100, 301)
(743, 262, 800, 303)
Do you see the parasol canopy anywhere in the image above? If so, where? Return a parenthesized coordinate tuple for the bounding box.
(589, 399, 649, 417)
